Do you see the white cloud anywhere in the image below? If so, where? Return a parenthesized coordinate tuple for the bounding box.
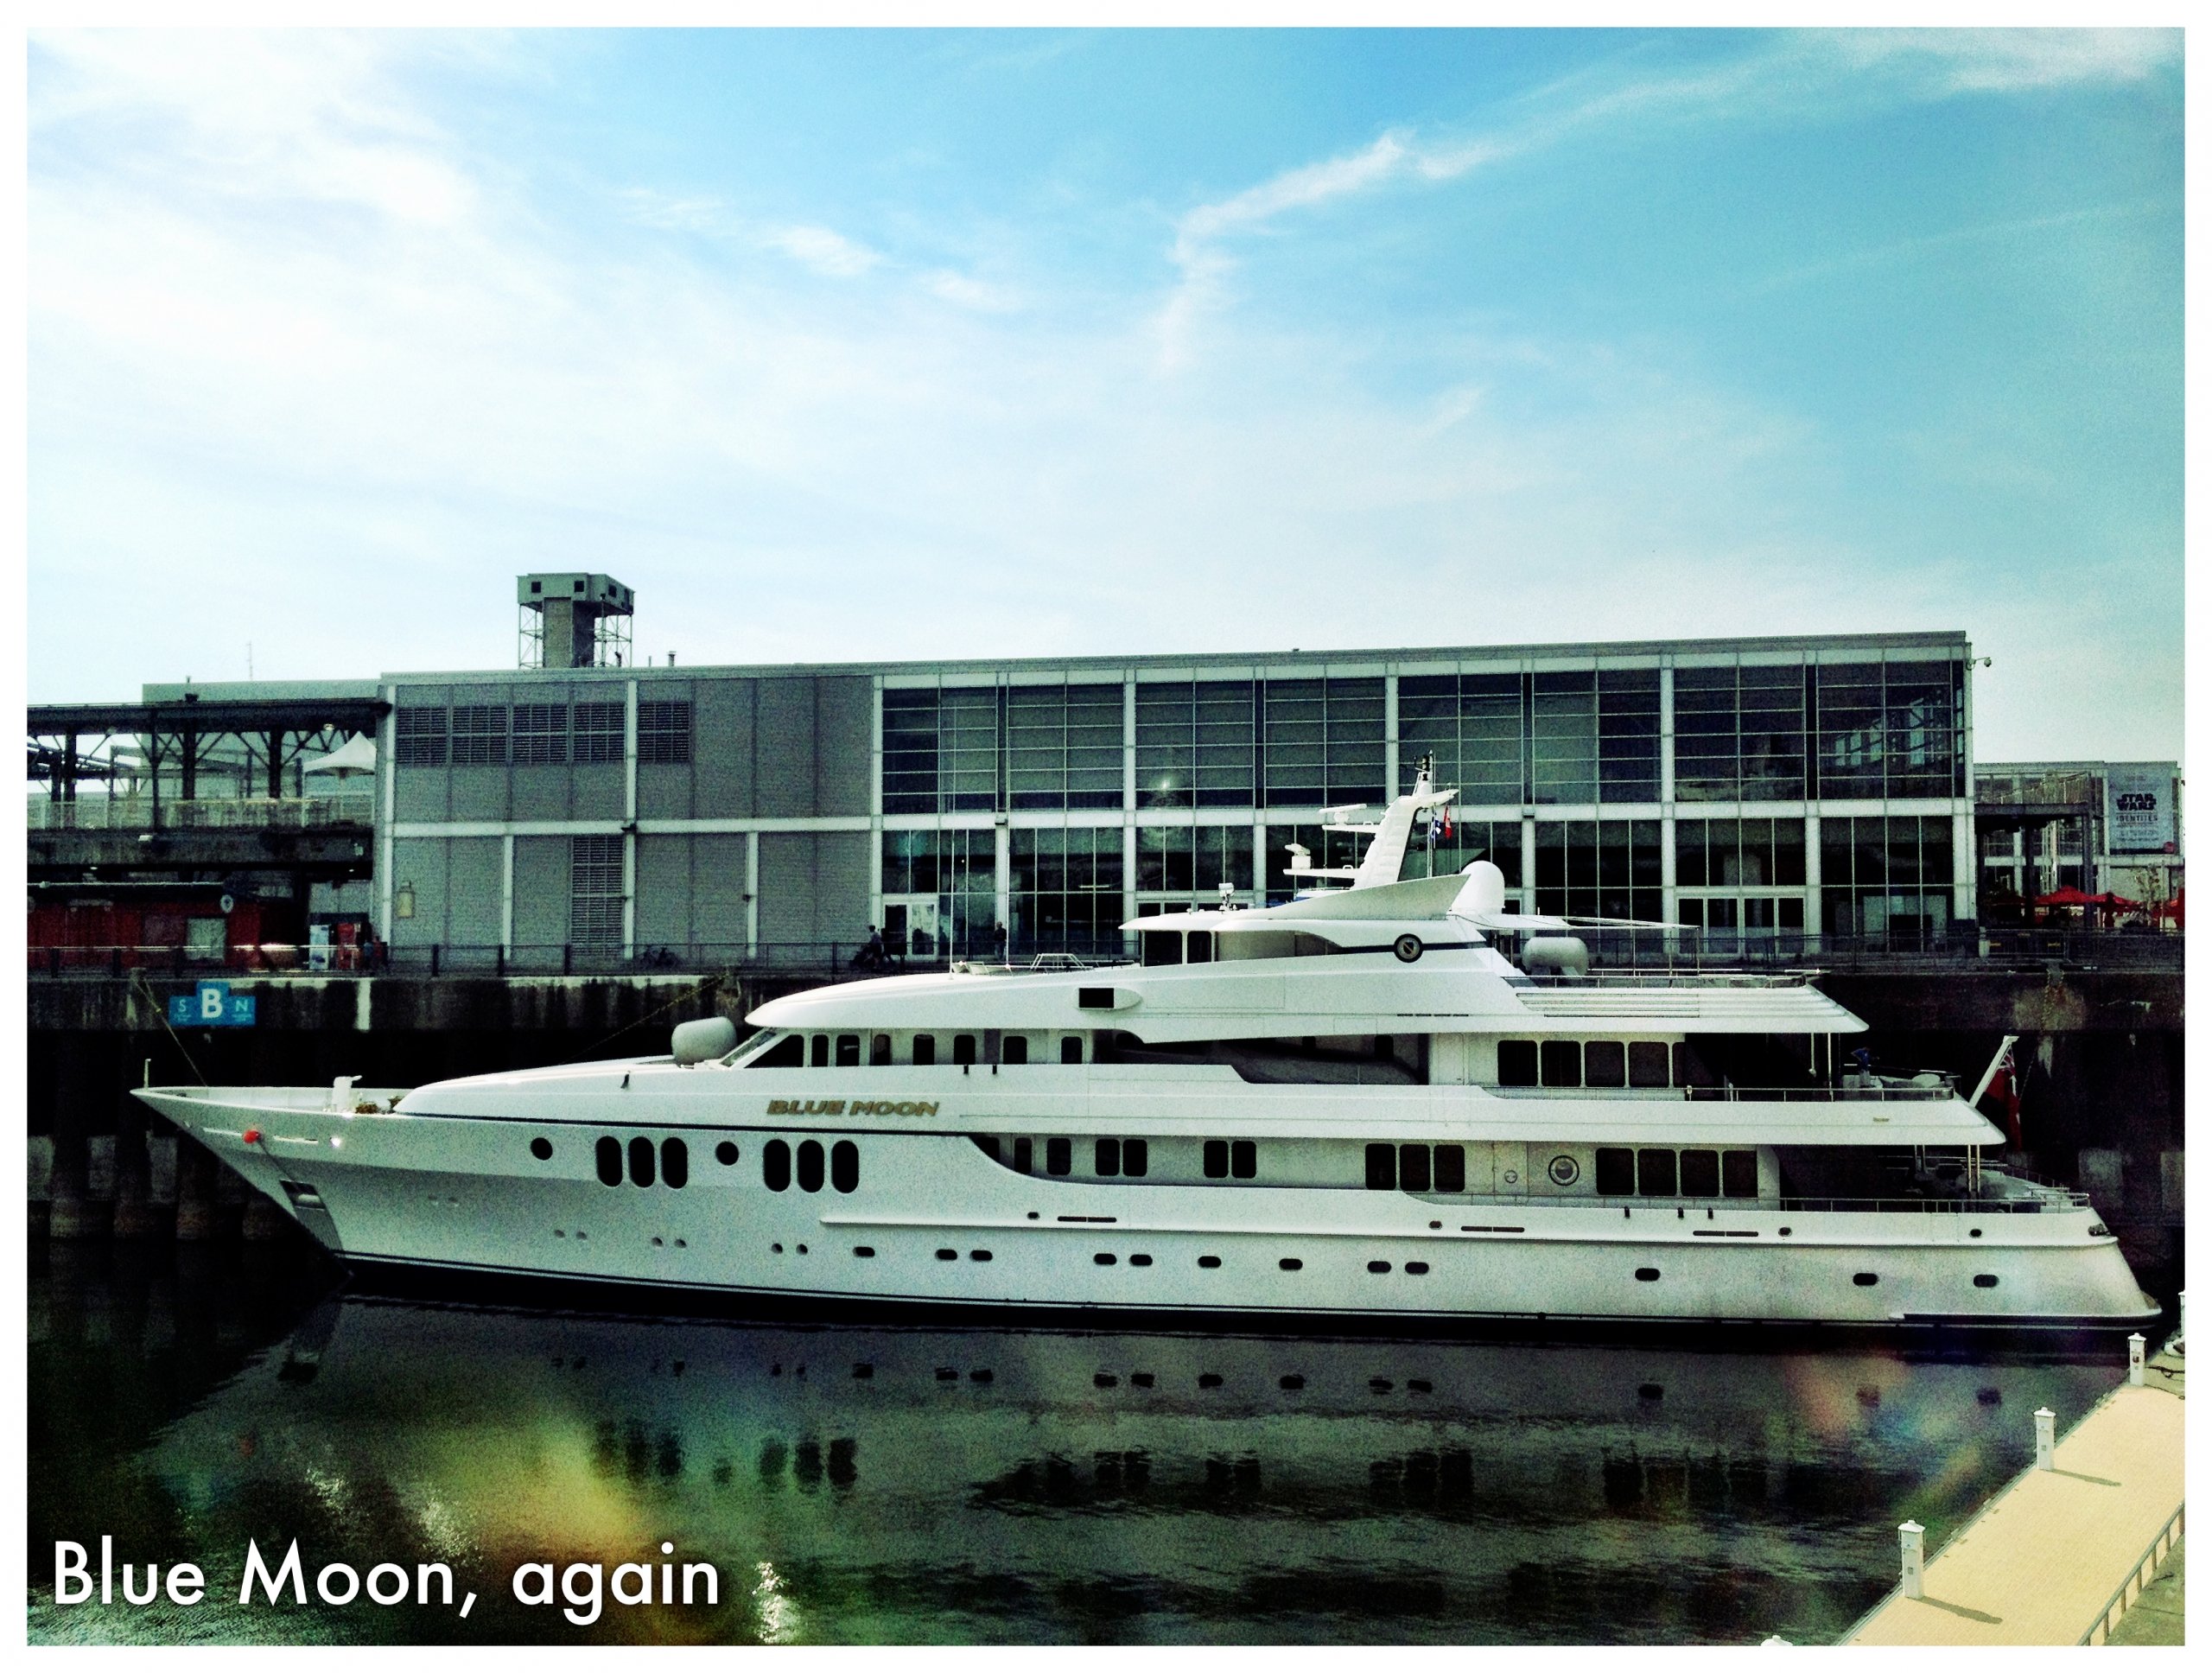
(762, 224, 881, 277)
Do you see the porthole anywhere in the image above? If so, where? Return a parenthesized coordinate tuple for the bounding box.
(1853, 1273, 1879, 1287)
(1094, 1253, 1117, 1266)
(935, 1248, 957, 1262)
(831, 1139, 859, 1193)
(1393, 932, 1423, 963)
(1129, 1253, 1153, 1267)
(1974, 1274, 1999, 1288)
(1635, 1267, 1660, 1282)
(1969, 1227, 1983, 1238)
(970, 1250, 993, 1262)
(1547, 1155, 1580, 1187)
(595, 1135, 622, 1187)
(853, 1246, 875, 1258)
(1406, 1261, 1430, 1275)
(1279, 1257, 1303, 1271)
(1367, 1260, 1392, 1275)
(1095, 1373, 1117, 1389)
(1198, 1373, 1224, 1390)
(627, 1135, 656, 1188)
(1280, 1375, 1305, 1390)
(1198, 1255, 1222, 1269)
(530, 1136, 553, 1161)
(715, 1140, 739, 1166)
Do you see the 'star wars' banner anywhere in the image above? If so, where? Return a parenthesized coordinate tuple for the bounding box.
(2106, 764, 2177, 853)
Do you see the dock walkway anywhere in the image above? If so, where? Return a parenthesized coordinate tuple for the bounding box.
(1847, 1349, 2184, 1645)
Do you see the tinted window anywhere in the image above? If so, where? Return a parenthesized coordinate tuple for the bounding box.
(1365, 1143, 1395, 1190)
(1679, 1149, 1719, 1197)
(1400, 1143, 1431, 1193)
(810, 1035, 829, 1068)
(1046, 1136, 1071, 1175)
(1627, 1041, 1671, 1087)
(1723, 1149, 1759, 1198)
(627, 1135, 656, 1188)
(1541, 1040, 1581, 1087)
(1434, 1145, 1465, 1193)
(797, 1141, 825, 1193)
(1231, 1140, 1256, 1179)
(752, 1034, 804, 1068)
(1014, 1137, 1033, 1173)
(953, 1034, 977, 1066)
(913, 1034, 937, 1066)
(1497, 1040, 1538, 1085)
(1188, 932, 1213, 964)
(1123, 1139, 1149, 1178)
(763, 1139, 791, 1192)
(595, 1135, 622, 1187)
(1595, 1148, 1636, 1195)
(1204, 1139, 1229, 1179)
(1003, 1035, 1029, 1065)
(835, 1034, 860, 1067)
(831, 1140, 859, 1193)
(660, 1138, 689, 1189)
(869, 1034, 891, 1066)
(1061, 1035, 1084, 1064)
(1583, 1040, 1626, 1088)
(1141, 931, 1183, 966)
(1637, 1148, 1676, 1196)
(1096, 1138, 1122, 1176)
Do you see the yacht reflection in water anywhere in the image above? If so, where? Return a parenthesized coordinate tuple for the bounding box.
(133, 1287, 2122, 1644)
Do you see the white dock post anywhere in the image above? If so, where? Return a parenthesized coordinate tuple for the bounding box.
(1897, 1521, 1925, 1599)
(2034, 1408, 2056, 1471)
(2128, 1333, 2146, 1386)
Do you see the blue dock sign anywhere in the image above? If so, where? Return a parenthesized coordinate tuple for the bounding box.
(168, 980, 257, 1027)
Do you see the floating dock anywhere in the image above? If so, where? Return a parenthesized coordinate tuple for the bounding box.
(1846, 1344, 2184, 1644)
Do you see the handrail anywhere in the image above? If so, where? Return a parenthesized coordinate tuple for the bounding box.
(2080, 1502, 2183, 1644)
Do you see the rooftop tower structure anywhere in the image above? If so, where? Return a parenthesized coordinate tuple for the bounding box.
(518, 574, 635, 670)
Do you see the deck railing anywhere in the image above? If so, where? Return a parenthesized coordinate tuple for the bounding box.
(28, 793, 376, 831)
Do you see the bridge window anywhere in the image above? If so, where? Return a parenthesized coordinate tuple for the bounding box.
(1595, 1148, 1635, 1195)
(831, 1140, 859, 1193)
(1046, 1136, 1071, 1176)
(1188, 932, 1214, 963)
(869, 1034, 891, 1066)
(1723, 1149, 1759, 1197)
(1541, 1040, 1581, 1087)
(1583, 1040, 1626, 1088)
(750, 1034, 804, 1068)
(1497, 1040, 1538, 1085)
(1365, 1143, 1396, 1190)
(913, 1034, 937, 1066)
(1061, 1035, 1084, 1064)
(1205, 1140, 1229, 1179)
(835, 1034, 860, 1067)
(595, 1135, 622, 1187)
(627, 1135, 656, 1188)
(1232, 1140, 1256, 1179)
(1679, 1149, 1719, 1198)
(1433, 1145, 1465, 1193)
(953, 1034, 977, 1066)
(797, 1141, 825, 1193)
(1400, 1144, 1432, 1192)
(660, 1138, 689, 1189)
(810, 1034, 830, 1068)
(1637, 1148, 1676, 1196)
(763, 1139, 791, 1193)
(1141, 931, 1183, 967)
(1003, 1035, 1029, 1066)
(1628, 1041, 1671, 1087)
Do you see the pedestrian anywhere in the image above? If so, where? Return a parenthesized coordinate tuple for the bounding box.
(991, 922, 1007, 961)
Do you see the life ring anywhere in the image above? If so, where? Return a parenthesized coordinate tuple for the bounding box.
(1393, 933, 1423, 963)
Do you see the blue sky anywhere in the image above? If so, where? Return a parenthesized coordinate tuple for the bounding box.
(26, 27, 2183, 760)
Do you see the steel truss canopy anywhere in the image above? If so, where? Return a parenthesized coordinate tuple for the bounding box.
(28, 695, 391, 799)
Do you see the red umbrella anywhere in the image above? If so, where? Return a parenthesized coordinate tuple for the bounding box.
(2033, 887, 2098, 906)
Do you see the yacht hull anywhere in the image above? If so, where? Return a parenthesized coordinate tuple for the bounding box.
(137, 1085, 2161, 1333)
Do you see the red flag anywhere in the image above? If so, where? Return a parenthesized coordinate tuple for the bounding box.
(1988, 1048, 2023, 1148)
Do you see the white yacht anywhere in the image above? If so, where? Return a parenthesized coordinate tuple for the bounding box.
(137, 768, 2158, 1332)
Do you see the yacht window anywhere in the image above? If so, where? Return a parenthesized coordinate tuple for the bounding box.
(1541, 1040, 1581, 1087)
(715, 1141, 739, 1166)
(831, 1140, 860, 1193)
(1231, 1140, 1256, 1179)
(1679, 1149, 1720, 1198)
(1123, 1140, 1149, 1178)
(1365, 1143, 1396, 1191)
(1497, 1041, 1539, 1086)
(810, 1034, 830, 1068)
(595, 1135, 622, 1187)
(797, 1141, 825, 1193)
(1204, 1140, 1230, 1179)
(835, 1034, 860, 1067)
(1003, 1035, 1029, 1066)
(661, 1138, 689, 1189)
(1595, 1148, 1636, 1195)
(1722, 1149, 1759, 1198)
(1188, 932, 1214, 964)
(1433, 1145, 1465, 1193)
(1672, 1042, 1694, 1085)
(628, 1135, 656, 1188)
(914, 1034, 937, 1066)
(953, 1034, 977, 1066)
(1096, 1138, 1122, 1176)
(1061, 1035, 1084, 1064)
(747, 1034, 806, 1069)
(1627, 1042, 1670, 1088)
(1014, 1137, 1033, 1174)
(1046, 1136, 1071, 1175)
(1637, 1148, 1677, 1197)
(1399, 1144, 1432, 1193)
(1584, 1041, 1627, 1088)
(763, 1140, 791, 1192)
(869, 1034, 892, 1066)
(1141, 931, 1183, 967)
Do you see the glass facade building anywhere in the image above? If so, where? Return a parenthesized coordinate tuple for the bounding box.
(370, 632, 1978, 960)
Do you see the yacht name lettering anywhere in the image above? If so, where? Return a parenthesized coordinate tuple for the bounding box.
(766, 1097, 938, 1116)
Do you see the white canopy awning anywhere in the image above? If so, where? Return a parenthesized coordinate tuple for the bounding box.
(301, 734, 378, 779)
